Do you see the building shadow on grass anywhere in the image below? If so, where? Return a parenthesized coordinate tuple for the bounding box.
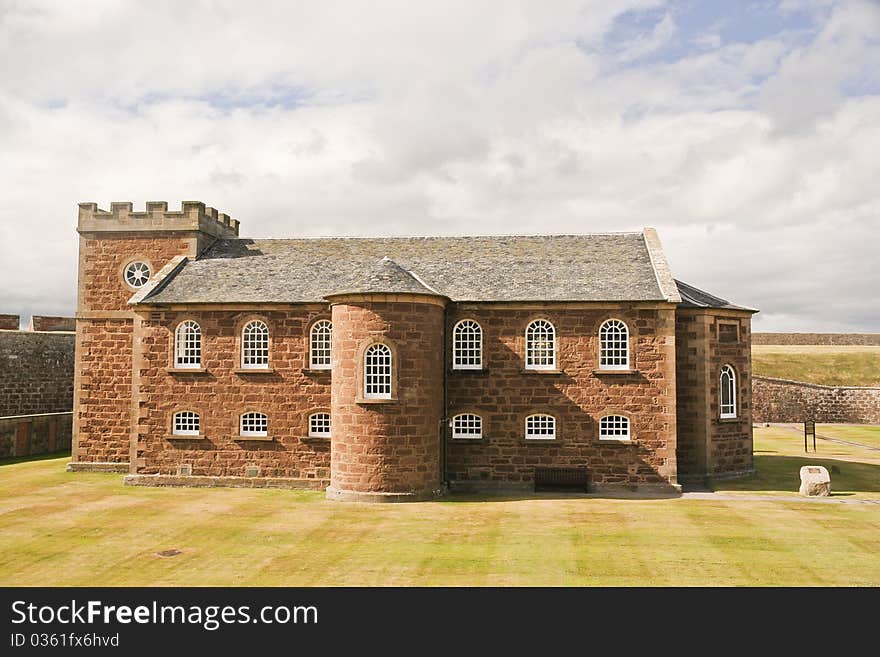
(0, 450, 70, 467)
(710, 453, 880, 496)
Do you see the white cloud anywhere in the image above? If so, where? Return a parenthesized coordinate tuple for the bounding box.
(0, 0, 877, 331)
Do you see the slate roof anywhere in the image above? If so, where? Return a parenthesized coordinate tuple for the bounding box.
(139, 232, 678, 304)
(326, 257, 440, 297)
(675, 279, 756, 312)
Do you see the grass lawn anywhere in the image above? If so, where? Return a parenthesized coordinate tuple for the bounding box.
(816, 424, 880, 449)
(751, 344, 880, 386)
(1, 431, 879, 587)
(713, 425, 880, 500)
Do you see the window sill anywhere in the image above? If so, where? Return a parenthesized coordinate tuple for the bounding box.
(301, 368, 332, 375)
(165, 367, 208, 374)
(233, 435, 275, 442)
(519, 368, 564, 375)
(449, 368, 489, 375)
(301, 435, 331, 442)
(523, 437, 559, 444)
(450, 436, 485, 442)
(598, 438, 633, 444)
(356, 398, 399, 405)
(233, 367, 276, 374)
(165, 434, 206, 441)
(593, 369, 638, 375)
(716, 417, 740, 424)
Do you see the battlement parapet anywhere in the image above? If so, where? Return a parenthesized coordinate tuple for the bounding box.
(77, 201, 239, 238)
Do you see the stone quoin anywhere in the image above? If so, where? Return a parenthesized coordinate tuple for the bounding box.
(70, 201, 758, 498)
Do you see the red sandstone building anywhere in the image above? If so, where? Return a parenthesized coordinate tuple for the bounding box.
(69, 201, 756, 500)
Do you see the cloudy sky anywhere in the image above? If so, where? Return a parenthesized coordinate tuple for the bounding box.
(1, 0, 877, 331)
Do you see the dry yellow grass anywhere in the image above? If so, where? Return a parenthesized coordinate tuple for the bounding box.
(752, 345, 880, 386)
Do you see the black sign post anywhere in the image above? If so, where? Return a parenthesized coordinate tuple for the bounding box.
(804, 420, 816, 452)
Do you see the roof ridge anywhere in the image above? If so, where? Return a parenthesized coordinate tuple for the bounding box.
(217, 232, 645, 241)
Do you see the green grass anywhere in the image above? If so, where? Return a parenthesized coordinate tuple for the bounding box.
(2, 431, 880, 586)
(816, 424, 880, 449)
(752, 344, 880, 386)
(713, 425, 880, 500)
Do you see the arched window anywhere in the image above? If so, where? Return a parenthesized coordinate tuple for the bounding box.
(310, 320, 332, 370)
(240, 412, 268, 437)
(525, 414, 556, 440)
(720, 365, 737, 419)
(172, 411, 200, 436)
(452, 413, 482, 439)
(599, 415, 631, 441)
(309, 412, 331, 438)
(364, 343, 392, 399)
(453, 320, 482, 370)
(241, 320, 269, 369)
(525, 319, 556, 370)
(174, 320, 201, 368)
(599, 319, 630, 370)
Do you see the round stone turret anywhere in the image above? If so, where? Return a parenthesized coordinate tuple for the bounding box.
(325, 257, 446, 502)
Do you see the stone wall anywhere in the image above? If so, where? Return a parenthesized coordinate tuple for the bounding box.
(30, 316, 76, 332)
(676, 309, 754, 480)
(133, 308, 331, 482)
(446, 304, 679, 490)
(753, 376, 880, 424)
(0, 329, 75, 417)
(0, 412, 72, 458)
(753, 333, 880, 346)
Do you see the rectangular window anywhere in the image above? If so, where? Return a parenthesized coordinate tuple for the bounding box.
(173, 412, 200, 436)
(452, 414, 482, 439)
(525, 415, 556, 440)
(718, 323, 739, 344)
(309, 413, 331, 437)
(599, 415, 631, 441)
(240, 413, 268, 437)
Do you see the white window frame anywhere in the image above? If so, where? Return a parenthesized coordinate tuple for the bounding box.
(599, 415, 631, 441)
(599, 319, 630, 371)
(241, 320, 270, 369)
(451, 413, 483, 439)
(364, 343, 392, 400)
(452, 319, 483, 370)
(308, 412, 331, 438)
(310, 319, 332, 370)
(525, 414, 556, 440)
(240, 412, 268, 437)
(174, 320, 202, 369)
(525, 319, 556, 371)
(172, 411, 200, 436)
(720, 364, 737, 419)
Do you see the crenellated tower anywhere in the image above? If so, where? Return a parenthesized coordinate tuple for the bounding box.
(69, 201, 239, 471)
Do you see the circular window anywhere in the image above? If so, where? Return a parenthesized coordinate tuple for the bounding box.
(124, 261, 151, 288)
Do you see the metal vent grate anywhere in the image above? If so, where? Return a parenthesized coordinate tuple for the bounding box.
(245, 465, 260, 478)
(176, 464, 192, 476)
(534, 467, 590, 493)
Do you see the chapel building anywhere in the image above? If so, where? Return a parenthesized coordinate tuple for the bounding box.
(69, 201, 756, 500)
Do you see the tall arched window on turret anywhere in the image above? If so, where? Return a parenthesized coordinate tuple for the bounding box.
(174, 320, 202, 369)
(364, 343, 393, 399)
(720, 365, 737, 419)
